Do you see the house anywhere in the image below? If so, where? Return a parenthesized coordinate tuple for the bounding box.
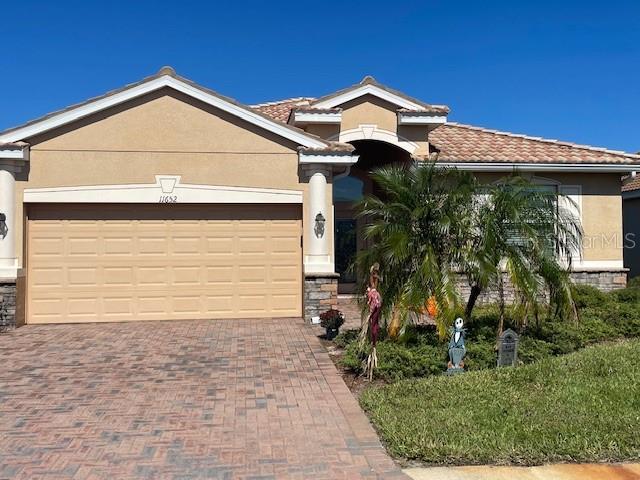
(623, 175, 640, 278)
(0, 67, 638, 327)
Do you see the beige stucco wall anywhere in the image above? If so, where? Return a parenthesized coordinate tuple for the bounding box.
(304, 124, 340, 140)
(14, 89, 331, 266)
(475, 172, 624, 263)
(337, 95, 429, 155)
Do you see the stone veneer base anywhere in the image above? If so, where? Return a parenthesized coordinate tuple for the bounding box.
(304, 274, 339, 321)
(0, 280, 16, 329)
(458, 269, 627, 305)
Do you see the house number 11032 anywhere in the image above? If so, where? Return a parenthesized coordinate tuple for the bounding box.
(159, 195, 178, 203)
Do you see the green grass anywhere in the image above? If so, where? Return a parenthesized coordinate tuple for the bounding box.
(360, 339, 640, 466)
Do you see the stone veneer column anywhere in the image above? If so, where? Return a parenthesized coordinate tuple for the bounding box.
(304, 274, 339, 321)
(303, 164, 338, 321)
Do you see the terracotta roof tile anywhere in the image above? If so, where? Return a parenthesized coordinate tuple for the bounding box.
(0, 141, 28, 150)
(255, 101, 640, 166)
(430, 123, 640, 165)
(623, 175, 640, 192)
(250, 98, 315, 122)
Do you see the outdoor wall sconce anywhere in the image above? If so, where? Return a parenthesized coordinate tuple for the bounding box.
(314, 212, 326, 238)
(0, 213, 6, 240)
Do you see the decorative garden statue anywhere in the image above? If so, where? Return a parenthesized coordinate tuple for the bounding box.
(446, 317, 466, 375)
(364, 263, 382, 381)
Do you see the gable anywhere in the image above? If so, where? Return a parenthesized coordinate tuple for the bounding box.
(0, 70, 328, 150)
(338, 94, 399, 132)
(29, 88, 298, 154)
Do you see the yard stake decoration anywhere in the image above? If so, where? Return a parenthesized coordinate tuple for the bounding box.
(446, 317, 466, 375)
(364, 263, 382, 381)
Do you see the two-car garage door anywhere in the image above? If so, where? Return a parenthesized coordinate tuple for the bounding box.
(27, 204, 302, 324)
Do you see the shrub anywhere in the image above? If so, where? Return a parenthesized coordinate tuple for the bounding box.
(319, 309, 345, 329)
(627, 276, 640, 289)
(334, 285, 640, 381)
(517, 337, 555, 364)
(333, 329, 358, 348)
(572, 284, 610, 309)
(464, 341, 496, 370)
(340, 337, 444, 381)
(612, 286, 640, 304)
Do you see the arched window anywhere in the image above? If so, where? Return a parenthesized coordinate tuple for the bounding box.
(334, 175, 364, 202)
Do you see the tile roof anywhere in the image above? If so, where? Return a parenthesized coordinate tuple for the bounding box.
(250, 98, 314, 122)
(429, 123, 640, 165)
(254, 99, 640, 165)
(623, 175, 640, 192)
(0, 141, 28, 150)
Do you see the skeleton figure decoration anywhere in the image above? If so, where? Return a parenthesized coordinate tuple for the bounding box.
(447, 317, 466, 374)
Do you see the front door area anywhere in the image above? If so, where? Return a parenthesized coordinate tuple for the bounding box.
(335, 218, 358, 293)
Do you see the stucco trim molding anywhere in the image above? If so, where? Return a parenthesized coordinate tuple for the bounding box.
(572, 260, 625, 270)
(292, 111, 342, 125)
(313, 83, 426, 111)
(299, 152, 359, 165)
(23, 176, 303, 204)
(335, 125, 419, 154)
(397, 112, 447, 125)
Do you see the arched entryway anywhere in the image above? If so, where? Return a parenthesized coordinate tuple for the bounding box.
(333, 140, 413, 293)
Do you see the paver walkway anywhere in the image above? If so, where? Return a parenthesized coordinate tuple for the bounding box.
(0, 318, 407, 480)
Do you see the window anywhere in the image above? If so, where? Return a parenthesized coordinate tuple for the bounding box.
(334, 175, 364, 202)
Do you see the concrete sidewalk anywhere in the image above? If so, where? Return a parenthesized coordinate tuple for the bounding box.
(404, 463, 640, 480)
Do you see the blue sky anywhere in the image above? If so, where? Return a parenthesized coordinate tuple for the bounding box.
(2, 0, 639, 152)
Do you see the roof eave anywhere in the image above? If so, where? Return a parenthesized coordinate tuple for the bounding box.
(312, 78, 450, 113)
(434, 161, 640, 173)
(0, 69, 330, 150)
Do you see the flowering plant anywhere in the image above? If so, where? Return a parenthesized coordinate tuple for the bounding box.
(319, 309, 345, 329)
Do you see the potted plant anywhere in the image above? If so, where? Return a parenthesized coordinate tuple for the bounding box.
(320, 309, 345, 340)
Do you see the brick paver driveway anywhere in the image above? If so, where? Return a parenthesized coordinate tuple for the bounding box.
(0, 319, 407, 480)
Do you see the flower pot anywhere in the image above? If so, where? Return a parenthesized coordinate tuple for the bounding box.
(325, 327, 339, 340)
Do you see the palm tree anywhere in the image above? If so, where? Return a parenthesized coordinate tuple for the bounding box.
(460, 175, 582, 334)
(354, 162, 476, 338)
(354, 162, 582, 340)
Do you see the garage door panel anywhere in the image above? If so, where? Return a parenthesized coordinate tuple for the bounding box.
(172, 295, 203, 315)
(30, 237, 65, 258)
(28, 204, 302, 323)
(205, 266, 235, 285)
(271, 294, 300, 313)
(30, 267, 65, 287)
(137, 266, 170, 286)
(104, 237, 135, 255)
(138, 295, 170, 316)
(103, 296, 134, 316)
(172, 266, 202, 285)
(205, 237, 235, 255)
(103, 267, 135, 286)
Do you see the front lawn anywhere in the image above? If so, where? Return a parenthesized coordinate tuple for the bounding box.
(360, 339, 640, 466)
